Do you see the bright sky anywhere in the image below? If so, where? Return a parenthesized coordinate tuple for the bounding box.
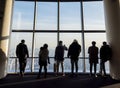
(10, 1, 106, 57)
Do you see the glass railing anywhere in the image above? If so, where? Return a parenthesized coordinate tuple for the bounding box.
(8, 57, 110, 74)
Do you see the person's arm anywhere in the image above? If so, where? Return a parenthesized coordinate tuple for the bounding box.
(48, 50, 50, 64)
(26, 45, 29, 58)
(54, 47, 57, 61)
(48, 57, 50, 64)
(79, 45, 81, 54)
(64, 45, 68, 51)
(100, 47, 102, 59)
(67, 46, 70, 58)
(16, 45, 19, 58)
(88, 47, 90, 54)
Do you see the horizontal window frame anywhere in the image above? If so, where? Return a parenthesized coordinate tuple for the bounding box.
(12, 29, 106, 33)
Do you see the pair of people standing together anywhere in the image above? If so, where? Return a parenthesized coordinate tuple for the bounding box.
(55, 39, 81, 77)
(88, 41, 112, 77)
(16, 40, 50, 78)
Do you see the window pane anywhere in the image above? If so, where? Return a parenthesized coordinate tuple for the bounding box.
(12, 1, 34, 30)
(9, 32, 33, 57)
(34, 33, 57, 57)
(60, 2, 81, 30)
(85, 33, 106, 57)
(8, 58, 16, 73)
(36, 2, 57, 30)
(10, 1, 107, 73)
(83, 1, 105, 30)
(60, 33, 82, 57)
(34, 33, 57, 72)
(8, 58, 32, 73)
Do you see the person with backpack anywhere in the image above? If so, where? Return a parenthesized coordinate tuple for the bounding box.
(37, 44, 50, 79)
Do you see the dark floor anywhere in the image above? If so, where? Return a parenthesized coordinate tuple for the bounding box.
(0, 73, 120, 88)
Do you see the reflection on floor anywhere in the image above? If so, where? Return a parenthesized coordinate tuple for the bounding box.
(0, 73, 120, 88)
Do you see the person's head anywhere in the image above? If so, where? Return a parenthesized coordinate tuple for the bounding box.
(73, 39, 78, 43)
(59, 41, 63, 46)
(21, 39, 25, 44)
(40, 47, 43, 50)
(92, 41, 96, 46)
(103, 41, 107, 46)
(43, 43, 48, 49)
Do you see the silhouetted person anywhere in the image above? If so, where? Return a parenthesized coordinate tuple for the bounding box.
(54, 41, 67, 76)
(88, 41, 98, 77)
(100, 41, 112, 76)
(68, 39, 81, 76)
(37, 44, 50, 79)
(16, 39, 29, 77)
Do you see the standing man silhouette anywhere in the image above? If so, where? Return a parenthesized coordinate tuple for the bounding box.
(100, 41, 112, 76)
(16, 39, 29, 77)
(88, 41, 99, 77)
(54, 41, 67, 76)
(68, 39, 81, 77)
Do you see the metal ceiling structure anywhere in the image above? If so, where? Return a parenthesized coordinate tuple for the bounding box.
(15, 0, 102, 2)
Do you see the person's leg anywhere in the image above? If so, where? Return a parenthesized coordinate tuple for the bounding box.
(90, 63, 93, 76)
(44, 65, 47, 78)
(19, 61, 23, 76)
(100, 60, 103, 75)
(71, 59, 74, 76)
(75, 59, 78, 75)
(103, 62, 106, 76)
(37, 65, 42, 78)
(23, 60, 26, 73)
(61, 61, 65, 76)
(94, 63, 97, 77)
(56, 61, 59, 76)
(18, 58, 24, 77)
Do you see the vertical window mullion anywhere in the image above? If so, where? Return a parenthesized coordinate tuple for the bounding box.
(57, 0, 60, 44)
(80, 1, 86, 73)
(31, 0, 37, 72)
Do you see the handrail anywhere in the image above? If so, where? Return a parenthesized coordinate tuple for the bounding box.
(9, 57, 89, 59)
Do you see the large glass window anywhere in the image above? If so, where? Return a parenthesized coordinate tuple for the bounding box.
(84, 33, 107, 73)
(9, 1, 107, 73)
(12, 1, 34, 30)
(8, 32, 33, 73)
(34, 33, 57, 57)
(36, 2, 57, 30)
(60, 2, 81, 30)
(60, 33, 82, 57)
(9, 32, 33, 57)
(84, 33, 106, 57)
(83, 2, 105, 30)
